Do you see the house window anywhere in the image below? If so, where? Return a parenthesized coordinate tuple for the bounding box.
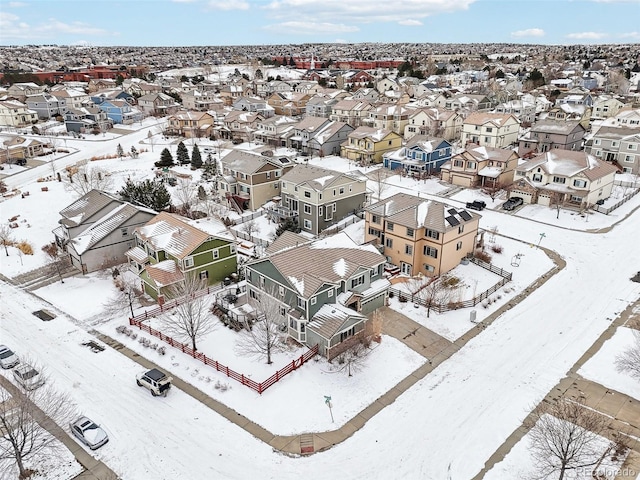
(385, 238, 393, 248)
(318, 206, 323, 216)
(260, 275, 265, 288)
(387, 221, 394, 231)
(328, 289, 333, 298)
(120, 228, 128, 236)
(304, 190, 311, 198)
(456, 241, 463, 251)
(485, 127, 493, 133)
(458, 225, 464, 234)
(213, 249, 219, 259)
(371, 215, 380, 224)
(425, 229, 439, 240)
(573, 179, 587, 188)
(349, 185, 353, 192)
(297, 297, 305, 308)
(424, 264, 435, 273)
(423, 246, 438, 258)
(552, 176, 566, 184)
(266, 172, 271, 179)
(405, 244, 413, 255)
(612, 141, 618, 147)
(230, 244, 236, 254)
(184, 256, 194, 268)
(467, 161, 477, 169)
(311, 297, 317, 305)
(250, 289, 258, 300)
(625, 155, 635, 163)
(406, 227, 414, 237)
(303, 219, 312, 230)
(282, 182, 287, 190)
(339, 326, 356, 343)
(278, 286, 285, 297)
(629, 144, 637, 151)
(454, 160, 464, 168)
(368, 228, 382, 239)
(351, 275, 365, 288)
(199, 270, 209, 280)
(304, 204, 311, 214)
(280, 307, 287, 316)
(339, 187, 345, 194)
(532, 173, 543, 182)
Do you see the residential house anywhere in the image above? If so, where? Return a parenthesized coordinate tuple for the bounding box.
(6, 82, 46, 102)
(341, 126, 403, 165)
(94, 99, 142, 125)
(137, 92, 180, 116)
(270, 164, 367, 234)
(26, 93, 67, 119)
(1, 135, 46, 164)
(443, 93, 492, 113)
(53, 190, 157, 274)
(586, 126, 640, 174)
(50, 88, 92, 110)
(518, 119, 586, 156)
(220, 110, 263, 142)
(218, 83, 244, 106)
(232, 96, 274, 118)
(245, 232, 389, 359)
(510, 149, 618, 208)
(306, 120, 354, 157)
(364, 192, 481, 277)
(255, 80, 293, 97)
(591, 96, 626, 120)
(181, 90, 224, 112)
(440, 144, 519, 188)
(64, 107, 112, 134)
(305, 95, 339, 118)
(267, 92, 313, 116)
(292, 81, 322, 95)
(334, 70, 374, 90)
(329, 99, 373, 128)
(350, 88, 380, 103)
(383, 136, 453, 175)
(253, 115, 298, 148)
(368, 104, 411, 135)
(218, 150, 295, 211)
(87, 78, 117, 93)
(126, 211, 237, 303)
(461, 112, 520, 149)
(555, 88, 594, 107)
(611, 108, 640, 128)
(166, 110, 214, 138)
(286, 116, 331, 153)
(376, 77, 399, 95)
(0, 100, 38, 127)
(493, 99, 537, 124)
(404, 107, 463, 142)
(544, 104, 592, 128)
(124, 81, 162, 97)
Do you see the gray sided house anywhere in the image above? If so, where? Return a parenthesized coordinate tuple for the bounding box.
(26, 93, 67, 120)
(245, 233, 389, 359)
(53, 190, 157, 274)
(126, 212, 237, 303)
(306, 120, 354, 157)
(271, 164, 367, 235)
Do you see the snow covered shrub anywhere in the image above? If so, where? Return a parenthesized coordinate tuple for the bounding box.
(157, 346, 166, 355)
(474, 249, 492, 263)
(17, 240, 33, 255)
(490, 244, 503, 254)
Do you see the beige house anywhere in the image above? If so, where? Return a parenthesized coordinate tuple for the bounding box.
(591, 96, 625, 120)
(6, 82, 45, 101)
(341, 126, 402, 165)
(329, 99, 373, 128)
(166, 111, 214, 138)
(461, 112, 520, 149)
(0, 100, 38, 127)
(511, 150, 618, 208)
(181, 90, 224, 112)
(404, 107, 463, 142)
(440, 144, 519, 188)
(218, 150, 295, 211)
(364, 193, 481, 277)
(368, 104, 411, 135)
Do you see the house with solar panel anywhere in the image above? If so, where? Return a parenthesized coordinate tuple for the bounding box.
(364, 193, 481, 277)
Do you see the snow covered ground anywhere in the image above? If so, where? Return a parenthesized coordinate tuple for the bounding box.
(578, 326, 640, 401)
(2, 125, 640, 479)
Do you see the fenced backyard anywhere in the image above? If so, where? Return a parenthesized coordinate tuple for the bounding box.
(388, 257, 513, 314)
(593, 183, 640, 215)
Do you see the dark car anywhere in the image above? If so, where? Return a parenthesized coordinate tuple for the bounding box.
(466, 200, 486, 211)
(502, 196, 524, 211)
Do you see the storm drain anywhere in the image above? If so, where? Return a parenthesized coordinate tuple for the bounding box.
(32, 309, 56, 321)
(82, 341, 105, 353)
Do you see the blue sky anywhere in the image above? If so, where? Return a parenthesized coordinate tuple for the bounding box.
(0, 0, 639, 46)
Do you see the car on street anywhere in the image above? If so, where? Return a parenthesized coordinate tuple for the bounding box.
(70, 416, 109, 450)
(12, 364, 45, 390)
(136, 368, 172, 397)
(0, 345, 19, 369)
(466, 200, 486, 211)
(502, 196, 524, 211)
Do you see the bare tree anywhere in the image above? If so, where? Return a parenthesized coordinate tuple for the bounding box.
(41, 243, 69, 283)
(236, 288, 287, 364)
(549, 190, 565, 219)
(241, 219, 258, 238)
(526, 398, 610, 480)
(615, 330, 640, 381)
(482, 179, 505, 203)
(63, 164, 114, 196)
(173, 178, 196, 218)
(0, 223, 14, 256)
(103, 267, 143, 319)
(412, 275, 451, 318)
(0, 365, 76, 479)
(162, 273, 213, 352)
(334, 338, 372, 376)
(370, 167, 391, 201)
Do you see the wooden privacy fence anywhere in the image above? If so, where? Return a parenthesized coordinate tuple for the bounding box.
(130, 284, 223, 324)
(129, 311, 318, 394)
(389, 257, 513, 314)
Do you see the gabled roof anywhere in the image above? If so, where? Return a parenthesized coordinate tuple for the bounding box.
(405, 135, 449, 152)
(347, 126, 396, 142)
(307, 303, 367, 340)
(281, 164, 362, 191)
(265, 231, 311, 256)
(59, 189, 122, 227)
(530, 119, 584, 135)
(261, 232, 383, 298)
(519, 149, 618, 180)
(145, 260, 184, 288)
(464, 112, 518, 127)
(136, 211, 223, 260)
(461, 144, 518, 163)
(220, 150, 281, 174)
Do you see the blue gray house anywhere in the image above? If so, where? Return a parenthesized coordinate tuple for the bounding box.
(383, 135, 452, 175)
(92, 98, 142, 125)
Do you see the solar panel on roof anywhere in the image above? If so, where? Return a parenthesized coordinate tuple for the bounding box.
(446, 215, 460, 226)
(447, 208, 457, 215)
(459, 211, 472, 221)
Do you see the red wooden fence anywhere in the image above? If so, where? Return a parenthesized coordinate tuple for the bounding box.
(129, 316, 318, 394)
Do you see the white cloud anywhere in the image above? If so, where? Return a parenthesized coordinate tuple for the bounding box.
(207, 0, 249, 10)
(566, 31, 608, 39)
(264, 21, 359, 34)
(264, 0, 475, 24)
(619, 31, 640, 39)
(0, 13, 112, 41)
(511, 28, 545, 38)
(398, 19, 423, 26)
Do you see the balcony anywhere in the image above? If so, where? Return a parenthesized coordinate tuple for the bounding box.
(266, 205, 298, 221)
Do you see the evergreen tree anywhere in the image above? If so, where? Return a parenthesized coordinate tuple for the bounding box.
(130, 146, 138, 159)
(176, 141, 189, 165)
(191, 144, 203, 169)
(255, 69, 263, 80)
(197, 185, 207, 200)
(116, 143, 124, 159)
(201, 153, 217, 182)
(275, 217, 301, 237)
(118, 179, 171, 211)
(155, 148, 174, 167)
